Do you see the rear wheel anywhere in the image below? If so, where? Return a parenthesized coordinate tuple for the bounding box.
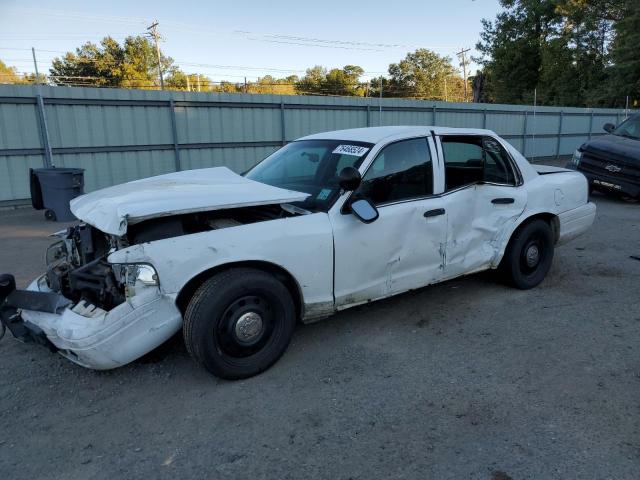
(500, 219, 554, 289)
(183, 268, 296, 379)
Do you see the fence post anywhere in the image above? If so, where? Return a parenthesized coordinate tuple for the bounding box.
(36, 94, 53, 168)
(366, 105, 371, 127)
(556, 111, 563, 159)
(483, 109, 487, 129)
(522, 111, 528, 158)
(280, 100, 286, 146)
(169, 99, 181, 171)
(432, 105, 437, 125)
(588, 111, 594, 140)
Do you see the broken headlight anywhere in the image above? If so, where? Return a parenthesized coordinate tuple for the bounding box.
(114, 263, 159, 298)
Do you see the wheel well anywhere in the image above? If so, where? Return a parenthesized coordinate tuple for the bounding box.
(514, 212, 560, 244)
(175, 261, 304, 319)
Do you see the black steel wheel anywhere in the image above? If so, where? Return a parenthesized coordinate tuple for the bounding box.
(183, 268, 296, 379)
(500, 219, 554, 290)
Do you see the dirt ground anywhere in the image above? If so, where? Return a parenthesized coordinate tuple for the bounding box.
(0, 182, 639, 479)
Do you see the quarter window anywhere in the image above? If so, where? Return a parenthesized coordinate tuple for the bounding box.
(357, 138, 433, 205)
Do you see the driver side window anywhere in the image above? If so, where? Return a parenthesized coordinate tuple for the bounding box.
(356, 138, 433, 205)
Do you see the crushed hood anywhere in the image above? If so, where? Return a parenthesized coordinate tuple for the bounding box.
(70, 167, 309, 236)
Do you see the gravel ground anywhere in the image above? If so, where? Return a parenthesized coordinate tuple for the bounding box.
(0, 183, 639, 479)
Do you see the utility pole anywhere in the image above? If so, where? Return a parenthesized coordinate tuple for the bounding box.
(147, 20, 164, 90)
(444, 76, 448, 102)
(31, 47, 42, 84)
(456, 47, 471, 102)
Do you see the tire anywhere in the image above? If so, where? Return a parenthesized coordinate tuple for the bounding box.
(44, 209, 56, 221)
(499, 219, 554, 290)
(183, 268, 296, 379)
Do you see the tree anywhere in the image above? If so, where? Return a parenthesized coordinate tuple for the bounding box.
(50, 36, 174, 88)
(0, 60, 26, 84)
(606, 0, 640, 107)
(295, 65, 365, 95)
(476, 0, 625, 106)
(387, 49, 466, 101)
(476, 1, 558, 104)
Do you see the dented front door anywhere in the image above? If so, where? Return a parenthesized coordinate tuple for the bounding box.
(331, 198, 447, 309)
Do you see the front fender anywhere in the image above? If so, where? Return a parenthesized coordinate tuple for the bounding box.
(108, 213, 335, 317)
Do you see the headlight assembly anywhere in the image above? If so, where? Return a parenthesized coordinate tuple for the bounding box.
(571, 149, 583, 167)
(114, 263, 159, 298)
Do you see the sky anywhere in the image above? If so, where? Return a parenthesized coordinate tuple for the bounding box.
(0, 0, 501, 83)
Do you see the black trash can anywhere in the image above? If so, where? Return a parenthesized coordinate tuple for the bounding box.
(30, 168, 84, 222)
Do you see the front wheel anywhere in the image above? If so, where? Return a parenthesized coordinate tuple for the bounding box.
(499, 219, 554, 289)
(183, 268, 296, 379)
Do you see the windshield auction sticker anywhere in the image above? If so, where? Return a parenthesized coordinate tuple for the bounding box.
(332, 145, 370, 157)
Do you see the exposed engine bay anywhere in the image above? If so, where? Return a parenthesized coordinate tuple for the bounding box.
(44, 205, 296, 310)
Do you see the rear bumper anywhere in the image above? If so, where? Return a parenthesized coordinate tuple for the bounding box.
(557, 202, 596, 246)
(1, 276, 183, 370)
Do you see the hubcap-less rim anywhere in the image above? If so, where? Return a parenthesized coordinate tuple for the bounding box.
(525, 244, 540, 268)
(520, 234, 545, 275)
(234, 312, 264, 344)
(216, 295, 275, 358)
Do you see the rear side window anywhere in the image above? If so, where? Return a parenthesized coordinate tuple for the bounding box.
(357, 137, 433, 205)
(441, 136, 517, 191)
(483, 137, 517, 185)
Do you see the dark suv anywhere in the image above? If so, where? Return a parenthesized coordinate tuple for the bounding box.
(568, 113, 640, 199)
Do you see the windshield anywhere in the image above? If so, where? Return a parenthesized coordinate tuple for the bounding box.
(613, 115, 640, 140)
(245, 139, 374, 212)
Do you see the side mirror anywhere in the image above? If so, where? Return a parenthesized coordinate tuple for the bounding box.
(338, 167, 362, 191)
(603, 123, 615, 133)
(350, 198, 379, 223)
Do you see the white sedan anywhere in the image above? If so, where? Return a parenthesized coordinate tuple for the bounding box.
(0, 126, 596, 379)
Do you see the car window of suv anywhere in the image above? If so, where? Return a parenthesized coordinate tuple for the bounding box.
(357, 137, 433, 205)
(614, 115, 640, 139)
(442, 136, 516, 190)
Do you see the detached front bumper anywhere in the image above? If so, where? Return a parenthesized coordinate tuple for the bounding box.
(0, 275, 182, 370)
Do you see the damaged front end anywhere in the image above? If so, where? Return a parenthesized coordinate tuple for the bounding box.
(0, 204, 297, 369)
(0, 223, 181, 370)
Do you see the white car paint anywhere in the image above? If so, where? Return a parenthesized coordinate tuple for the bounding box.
(70, 166, 309, 236)
(19, 126, 596, 370)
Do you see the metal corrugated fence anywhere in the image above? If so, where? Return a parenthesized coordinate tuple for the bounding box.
(0, 84, 629, 203)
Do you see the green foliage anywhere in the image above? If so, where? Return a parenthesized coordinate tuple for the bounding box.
(387, 49, 467, 101)
(246, 75, 298, 95)
(607, 0, 640, 107)
(50, 36, 175, 88)
(0, 60, 23, 84)
(0, 60, 44, 84)
(476, 0, 630, 107)
(295, 65, 365, 95)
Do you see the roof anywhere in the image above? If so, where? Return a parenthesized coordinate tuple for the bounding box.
(298, 126, 496, 144)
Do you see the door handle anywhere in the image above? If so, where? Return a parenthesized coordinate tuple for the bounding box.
(424, 208, 445, 218)
(491, 198, 515, 204)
